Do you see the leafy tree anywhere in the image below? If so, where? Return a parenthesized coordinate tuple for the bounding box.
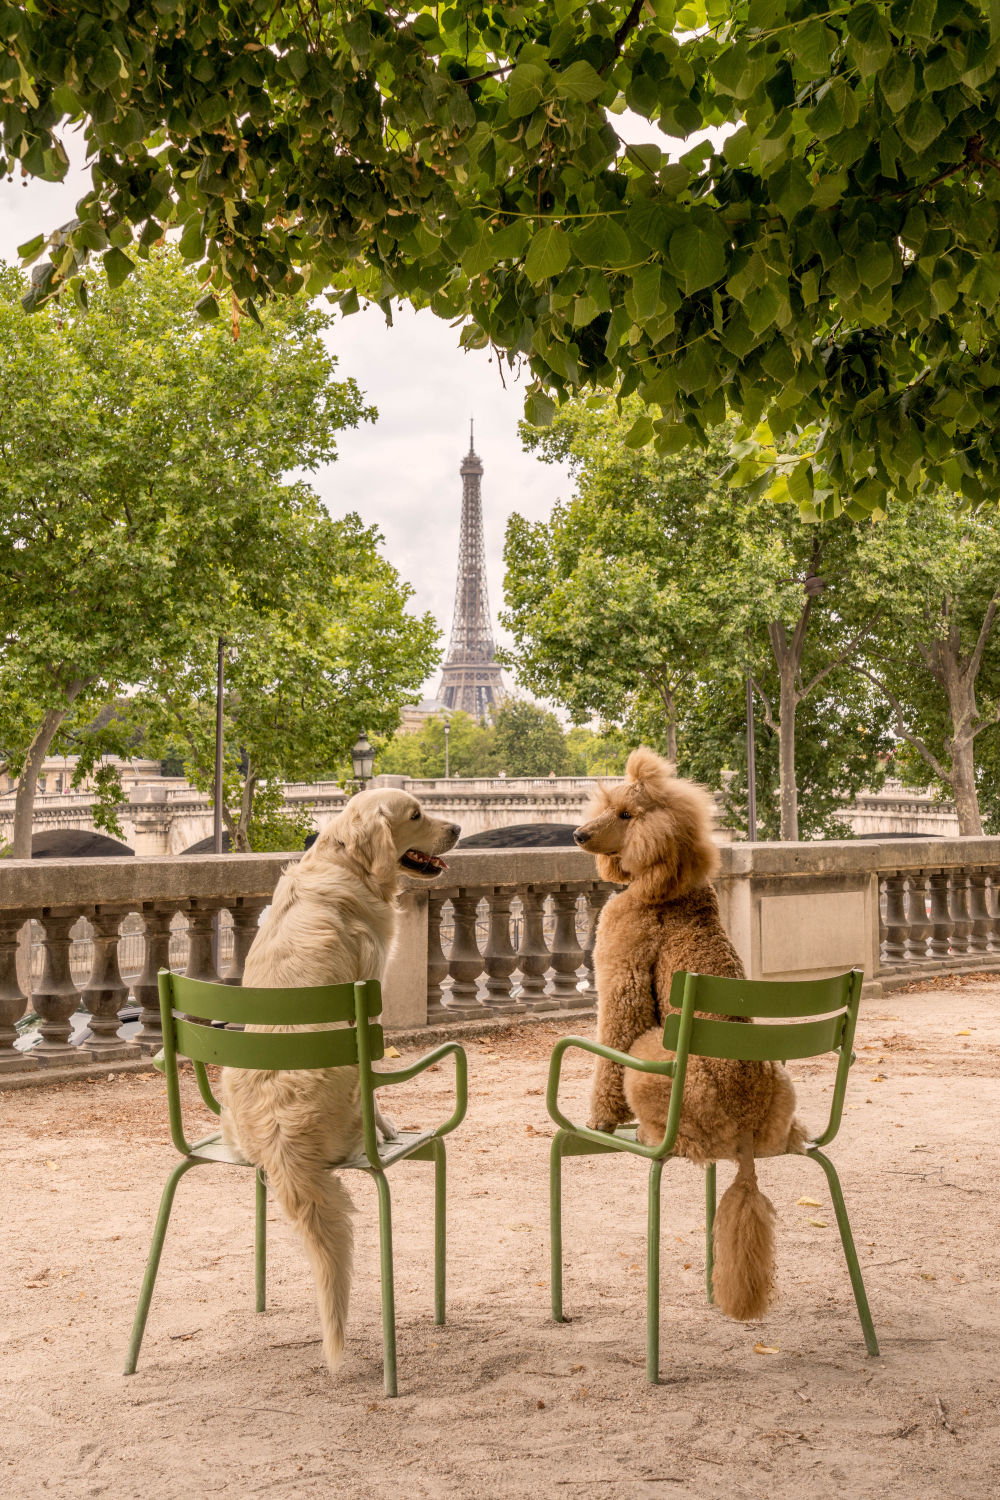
(0, 252, 373, 855)
(491, 699, 569, 777)
(850, 492, 1000, 835)
(132, 507, 439, 850)
(10, 3, 1000, 511)
(564, 726, 629, 778)
(377, 711, 496, 780)
(506, 397, 882, 837)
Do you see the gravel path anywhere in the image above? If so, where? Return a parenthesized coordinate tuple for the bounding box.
(2, 981, 999, 1499)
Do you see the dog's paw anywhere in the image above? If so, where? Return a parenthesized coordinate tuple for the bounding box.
(587, 1117, 618, 1135)
(376, 1112, 400, 1144)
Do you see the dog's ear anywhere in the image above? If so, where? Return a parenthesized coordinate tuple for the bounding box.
(625, 746, 675, 802)
(339, 798, 398, 883)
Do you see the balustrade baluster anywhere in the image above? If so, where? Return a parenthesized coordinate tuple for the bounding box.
(905, 872, 933, 962)
(185, 899, 222, 984)
(133, 903, 177, 1055)
(949, 871, 973, 957)
(425, 895, 452, 1021)
(549, 887, 588, 1008)
(515, 886, 551, 1011)
(483, 890, 518, 1008)
(443, 892, 486, 1017)
(84, 907, 138, 1059)
(927, 871, 954, 959)
(226, 898, 268, 984)
(580, 885, 612, 1002)
(967, 868, 993, 954)
(0, 915, 36, 1072)
(32, 909, 91, 1065)
(879, 872, 908, 967)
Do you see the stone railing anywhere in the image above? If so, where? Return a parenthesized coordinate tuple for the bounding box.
(0, 851, 612, 1076)
(715, 836, 1000, 995)
(5, 837, 1000, 1079)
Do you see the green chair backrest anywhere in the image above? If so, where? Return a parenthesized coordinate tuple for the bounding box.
(660, 969, 864, 1151)
(156, 970, 384, 1157)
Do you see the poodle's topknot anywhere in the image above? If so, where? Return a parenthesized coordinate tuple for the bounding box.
(625, 746, 677, 798)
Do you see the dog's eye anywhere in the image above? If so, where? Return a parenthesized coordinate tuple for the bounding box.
(619, 810, 632, 820)
(410, 809, 421, 821)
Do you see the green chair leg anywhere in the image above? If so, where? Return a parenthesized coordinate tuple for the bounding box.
(808, 1146, 879, 1357)
(124, 1158, 200, 1375)
(373, 1171, 398, 1398)
(432, 1139, 446, 1327)
(550, 1132, 566, 1323)
(646, 1159, 664, 1384)
(255, 1168, 267, 1313)
(705, 1161, 717, 1304)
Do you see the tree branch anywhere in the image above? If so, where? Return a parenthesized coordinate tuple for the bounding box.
(599, 0, 646, 75)
(852, 664, 952, 784)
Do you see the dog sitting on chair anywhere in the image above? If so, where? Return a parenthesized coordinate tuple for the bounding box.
(574, 747, 805, 1321)
(220, 789, 460, 1373)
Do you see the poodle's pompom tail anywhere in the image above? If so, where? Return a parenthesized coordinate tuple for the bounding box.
(711, 1147, 777, 1322)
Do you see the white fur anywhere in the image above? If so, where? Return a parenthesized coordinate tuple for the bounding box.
(220, 789, 459, 1372)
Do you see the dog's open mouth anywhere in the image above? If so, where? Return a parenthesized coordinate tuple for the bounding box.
(399, 848, 449, 876)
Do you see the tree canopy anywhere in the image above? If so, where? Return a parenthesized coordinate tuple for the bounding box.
(7, 2, 1000, 514)
(0, 251, 381, 854)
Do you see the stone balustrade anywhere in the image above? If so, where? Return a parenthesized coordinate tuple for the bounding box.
(5, 837, 1000, 1079)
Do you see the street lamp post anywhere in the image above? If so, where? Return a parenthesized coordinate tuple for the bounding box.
(213, 636, 226, 854)
(350, 730, 375, 795)
(443, 720, 450, 779)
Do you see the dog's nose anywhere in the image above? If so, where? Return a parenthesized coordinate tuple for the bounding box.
(449, 823, 461, 839)
(573, 829, 590, 846)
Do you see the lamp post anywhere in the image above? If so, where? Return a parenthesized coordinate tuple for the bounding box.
(351, 730, 375, 795)
(745, 672, 757, 843)
(213, 636, 226, 854)
(443, 719, 451, 779)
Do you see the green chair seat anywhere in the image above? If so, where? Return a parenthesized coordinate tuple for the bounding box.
(125, 971, 467, 1397)
(547, 968, 878, 1382)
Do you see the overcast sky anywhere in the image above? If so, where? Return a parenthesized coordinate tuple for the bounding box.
(0, 148, 575, 703)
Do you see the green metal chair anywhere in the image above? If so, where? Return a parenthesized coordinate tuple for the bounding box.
(547, 968, 878, 1382)
(125, 969, 468, 1397)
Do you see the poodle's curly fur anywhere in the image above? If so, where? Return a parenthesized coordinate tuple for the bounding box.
(575, 747, 806, 1321)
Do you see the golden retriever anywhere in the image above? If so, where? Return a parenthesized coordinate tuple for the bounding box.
(574, 748, 804, 1321)
(220, 788, 460, 1372)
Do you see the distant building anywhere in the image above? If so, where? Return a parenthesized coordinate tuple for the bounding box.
(436, 422, 505, 719)
(398, 698, 448, 734)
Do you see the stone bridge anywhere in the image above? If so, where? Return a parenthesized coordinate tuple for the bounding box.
(0, 774, 960, 856)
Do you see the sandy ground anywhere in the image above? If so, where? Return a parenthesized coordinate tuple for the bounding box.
(2, 980, 1000, 1500)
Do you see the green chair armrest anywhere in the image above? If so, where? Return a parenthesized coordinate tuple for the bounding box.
(546, 1036, 676, 1157)
(152, 1049, 166, 1074)
(373, 1042, 468, 1139)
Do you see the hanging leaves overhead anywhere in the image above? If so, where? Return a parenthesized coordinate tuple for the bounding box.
(6, 1, 1000, 514)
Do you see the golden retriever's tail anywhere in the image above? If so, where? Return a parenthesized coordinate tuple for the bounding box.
(711, 1137, 777, 1322)
(260, 1143, 355, 1372)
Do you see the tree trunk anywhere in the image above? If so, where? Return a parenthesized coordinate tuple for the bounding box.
(11, 706, 72, 858)
(777, 664, 799, 841)
(949, 737, 983, 835)
(235, 771, 257, 853)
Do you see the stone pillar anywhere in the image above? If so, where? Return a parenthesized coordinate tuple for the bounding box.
(185, 899, 222, 984)
(84, 907, 139, 1059)
(443, 892, 486, 1018)
(549, 888, 587, 1009)
(514, 886, 551, 1011)
(0, 914, 36, 1073)
(927, 870, 953, 959)
(968, 869, 993, 954)
(879, 872, 908, 966)
(133, 903, 177, 1055)
(483, 890, 518, 1008)
(904, 873, 932, 962)
(425, 894, 452, 1023)
(580, 885, 611, 1003)
(32, 909, 91, 1066)
(226, 897, 268, 985)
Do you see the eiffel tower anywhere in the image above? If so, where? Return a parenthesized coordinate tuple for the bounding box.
(437, 422, 505, 719)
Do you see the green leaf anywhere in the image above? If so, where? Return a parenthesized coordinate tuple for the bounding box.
(668, 223, 728, 294)
(879, 54, 915, 114)
(524, 389, 556, 426)
(194, 292, 220, 320)
(795, 21, 836, 74)
(103, 247, 136, 290)
(553, 60, 605, 103)
(508, 63, 546, 118)
(574, 217, 634, 268)
(897, 100, 945, 154)
(525, 224, 571, 282)
(17, 233, 45, 263)
(856, 241, 894, 290)
(624, 414, 654, 448)
(807, 79, 858, 140)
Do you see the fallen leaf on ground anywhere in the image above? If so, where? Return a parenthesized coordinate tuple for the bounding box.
(384, 1046, 401, 1058)
(955, 1030, 971, 1037)
(754, 1343, 780, 1355)
(808, 1218, 828, 1228)
(797, 1197, 822, 1207)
